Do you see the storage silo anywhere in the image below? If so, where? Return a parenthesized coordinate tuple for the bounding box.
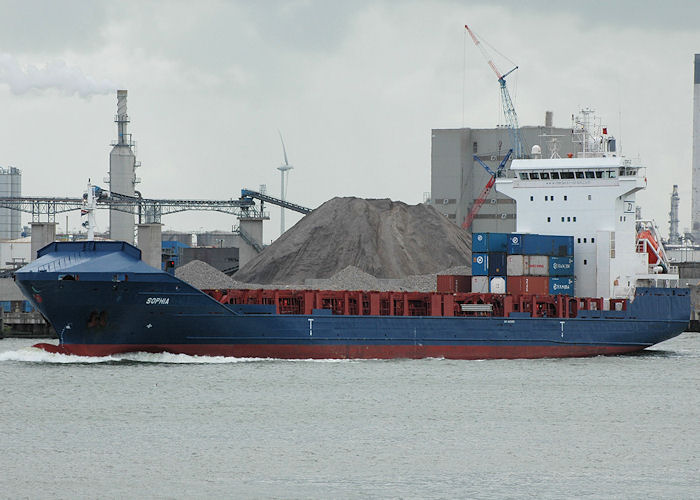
(108, 90, 138, 243)
(0, 166, 21, 239)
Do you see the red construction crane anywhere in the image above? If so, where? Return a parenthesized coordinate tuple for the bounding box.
(462, 150, 512, 230)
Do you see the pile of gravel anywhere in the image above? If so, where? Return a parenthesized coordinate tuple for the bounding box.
(176, 260, 250, 290)
(179, 259, 471, 293)
(234, 197, 472, 284)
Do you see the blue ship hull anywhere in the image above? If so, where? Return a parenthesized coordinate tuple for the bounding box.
(14, 242, 691, 359)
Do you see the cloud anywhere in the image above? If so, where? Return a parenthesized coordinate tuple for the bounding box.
(0, 54, 118, 98)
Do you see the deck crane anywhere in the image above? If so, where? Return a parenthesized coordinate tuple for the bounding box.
(464, 25, 525, 159)
(462, 149, 512, 230)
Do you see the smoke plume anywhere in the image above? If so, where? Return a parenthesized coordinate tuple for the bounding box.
(0, 53, 118, 98)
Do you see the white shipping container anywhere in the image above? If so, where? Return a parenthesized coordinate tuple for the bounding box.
(507, 255, 528, 276)
(471, 276, 489, 293)
(489, 276, 506, 294)
(528, 255, 549, 276)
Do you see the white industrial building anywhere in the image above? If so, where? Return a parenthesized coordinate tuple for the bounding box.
(108, 90, 139, 244)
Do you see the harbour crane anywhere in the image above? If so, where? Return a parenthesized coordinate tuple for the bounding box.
(462, 150, 512, 231)
(464, 25, 525, 158)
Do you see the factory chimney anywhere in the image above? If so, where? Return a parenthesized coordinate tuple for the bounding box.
(108, 90, 139, 243)
(692, 55, 700, 240)
(545, 111, 553, 128)
(669, 184, 681, 245)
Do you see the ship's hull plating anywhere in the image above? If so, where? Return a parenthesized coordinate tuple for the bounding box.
(18, 275, 690, 359)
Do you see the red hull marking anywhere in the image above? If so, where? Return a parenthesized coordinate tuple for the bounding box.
(33, 343, 644, 359)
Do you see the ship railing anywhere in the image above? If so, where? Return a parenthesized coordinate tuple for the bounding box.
(460, 304, 493, 313)
(35, 253, 78, 273)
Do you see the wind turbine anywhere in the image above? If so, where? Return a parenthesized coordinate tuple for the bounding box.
(277, 131, 294, 234)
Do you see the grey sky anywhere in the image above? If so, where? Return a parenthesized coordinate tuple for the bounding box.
(0, 0, 698, 242)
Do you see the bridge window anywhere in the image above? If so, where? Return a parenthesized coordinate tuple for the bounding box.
(530, 196, 534, 201)
(530, 172, 540, 180)
(595, 171, 603, 178)
(573, 217, 577, 222)
(551, 172, 560, 179)
(585, 171, 595, 178)
(547, 217, 551, 222)
(519, 173, 528, 180)
(541, 172, 550, 179)
(592, 237, 595, 243)
(575, 171, 585, 179)
(561, 172, 575, 179)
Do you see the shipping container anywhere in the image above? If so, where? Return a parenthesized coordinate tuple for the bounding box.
(471, 253, 488, 276)
(489, 276, 506, 294)
(551, 235, 575, 257)
(549, 256, 575, 276)
(487, 252, 507, 276)
(472, 232, 509, 253)
(520, 234, 574, 257)
(0, 301, 11, 312)
(471, 276, 489, 293)
(436, 275, 472, 293)
(549, 277, 574, 296)
(506, 276, 549, 295)
(507, 255, 528, 276)
(23, 300, 34, 313)
(507, 233, 524, 254)
(528, 255, 549, 276)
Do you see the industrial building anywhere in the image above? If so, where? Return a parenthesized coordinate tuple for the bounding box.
(0, 166, 21, 240)
(430, 112, 576, 233)
(108, 90, 139, 244)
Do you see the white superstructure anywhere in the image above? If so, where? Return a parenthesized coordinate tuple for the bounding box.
(496, 109, 675, 299)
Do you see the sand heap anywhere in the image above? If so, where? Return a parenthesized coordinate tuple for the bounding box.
(234, 197, 472, 285)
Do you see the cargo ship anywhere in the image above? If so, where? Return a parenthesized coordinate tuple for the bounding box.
(13, 110, 691, 359)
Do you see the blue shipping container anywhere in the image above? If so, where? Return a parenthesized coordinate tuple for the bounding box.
(472, 233, 488, 253)
(473, 233, 509, 253)
(521, 234, 574, 257)
(507, 234, 523, 254)
(551, 235, 575, 257)
(549, 256, 574, 276)
(0, 301, 11, 312)
(488, 252, 507, 276)
(549, 277, 574, 296)
(472, 253, 488, 276)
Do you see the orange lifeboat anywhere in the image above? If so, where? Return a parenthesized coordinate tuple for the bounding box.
(637, 230, 661, 265)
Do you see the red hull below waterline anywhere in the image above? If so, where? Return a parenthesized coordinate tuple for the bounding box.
(32, 342, 646, 359)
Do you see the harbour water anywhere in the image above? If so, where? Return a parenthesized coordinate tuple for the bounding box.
(1, 334, 699, 499)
